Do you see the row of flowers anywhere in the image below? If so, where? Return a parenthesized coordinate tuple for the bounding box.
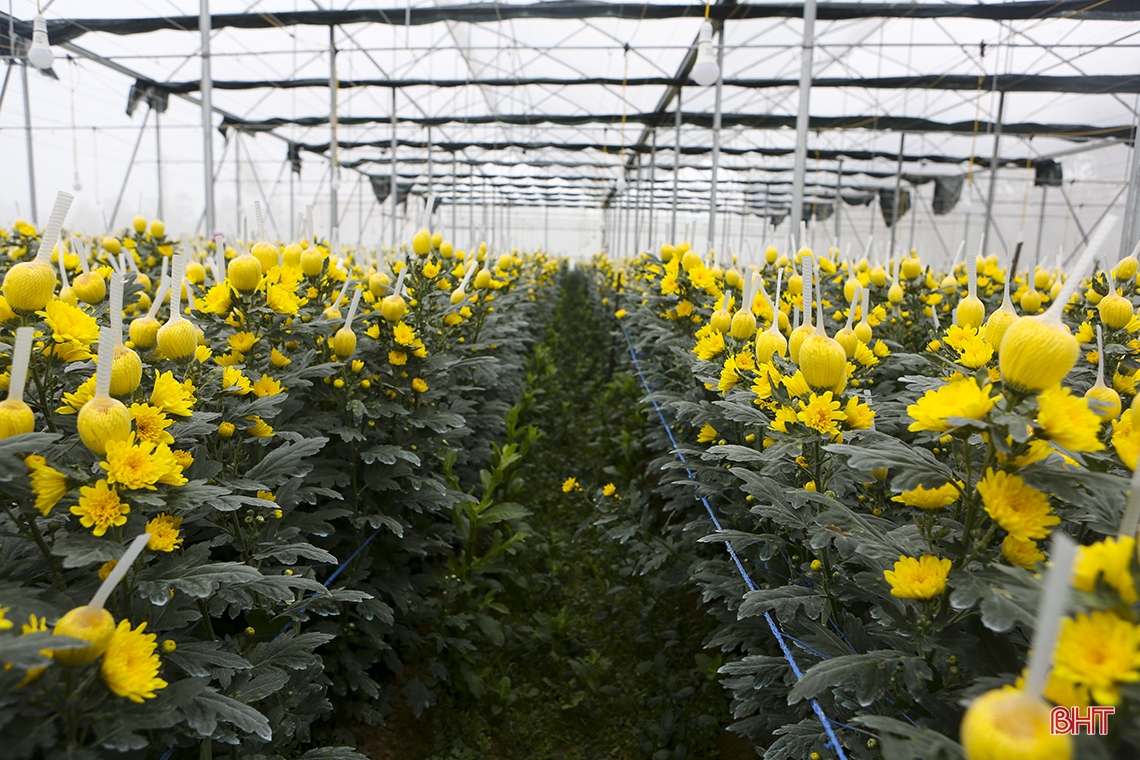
(586, 239, 1140, 759)
(0, 204, 560, 758)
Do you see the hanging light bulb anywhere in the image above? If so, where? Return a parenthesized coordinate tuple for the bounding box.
(690, 21, 719, 87)
(27, 15, 54, 71)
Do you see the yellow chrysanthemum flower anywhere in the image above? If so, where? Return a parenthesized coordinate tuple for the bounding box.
(1036, 384, 1105, 452)
(852, 341, 879, 368)
(907, 377, 998, 433)
(245, 416, 274, 438)
(717, 357, 741, 394)
(783, 370, 811, 398)
(57, 375, 96, 415)
(976, 469, 1059, 542)
(227, 331, 259, 354)
(796, 392, 846, 436)
(129, 403, 174, 446)
(412, 378, 428, 393)
(266, 284, 302, 315)
(602, 483, 617, 497)
(1112, 409, 1140, 469)
(843, 396, 875, 430)
(693, 329, 726, 361)
(561, 477, 579, 493)
(891, 481, 959, 510)
(883, 555, 951, 599)
(697, 423, 717, 443)
(40, 299, 99, 361)
(98, 559, 118, 581)
(25, 454, 67, 516)
(101, 435, 185, 491)
(393, 321, 417, 347)
(388, 350, 407, 366)
(251, 374, 284, 398)
(1073, 536, 1138, 603)
(960, 689, 1072, 760)
(769, 405, 798, 433)
(150, 372, 196, 417)
(1001, 536, 1045, 568)
(270, 347, 292, 367)
(100, 620, 168, 703)
(145, 513, 183, 552)
(222, 367, 252, 395)
(69, 479, 129, 536)
(1052, 610, 1140, 705)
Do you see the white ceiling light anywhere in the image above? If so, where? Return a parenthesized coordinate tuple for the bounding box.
(27, 15, 54, 70)
(689, 21, 718, 87)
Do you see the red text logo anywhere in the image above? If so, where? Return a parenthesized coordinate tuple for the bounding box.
(1050, 706, 1114, 736)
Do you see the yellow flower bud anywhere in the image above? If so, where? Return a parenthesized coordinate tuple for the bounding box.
(282, 243, 303, 267)
(300, 247, 324, 276)
(1118, 255, 1139, 281)
(132, 216, 147, 233)
(960, 689, 1070, 760)
(999, 317, 1079, 392)
(1019, 289, 1042, 314)
(52, 606, 115, 666)
(1098, 293, 1133, 329)
(474, 269, 492, 289)
(1086, 383, 1122, 420)
(869, 267, 886, 287)
(901, 257, 922, 280)
(799, 333, 847, 393)
(74, 271, 106, 304)
(854, 321, 872, 345)
(2, 261, 56, 313)
(150, 219, 165, 237)
(185, 261, 206, 284)
(227, 253, 262, 292)
(440, 241, 454, 258)
(789, 323, 815, 363)
(380, 293, 408, 322)
(157, 319, 197, 361)
(129, 316, 160, 349)
(765, 246, 778, 264)
(333, 328, 357, 358)
(680, 250, 702, 272)
(660, 244, 675, 262)
(109, 346, 143, 396)
(218, 421, 235, 438)
(0, 399, 34, 439)
(835, 326, 858, 359)
(450, 287, 466, 305)
(412, 230, 432, 256)
(102, 237, 122, 254)
(786, 274, 803, 296)
(755, 329, 787, 364)
(710, 308, 732, 334)
(887, 282, 904, 304)
(251, 241, 279, 273)
(729, 309, 757, 340)
(724, 269, 742, 289)
(955, 295, 986, 329)
(368, 272, 390, 298)
(430, 232, 443, 250)
(76, 396, 131, 454)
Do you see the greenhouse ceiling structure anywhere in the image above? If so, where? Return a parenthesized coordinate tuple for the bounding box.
(0, 0, 1137, 261)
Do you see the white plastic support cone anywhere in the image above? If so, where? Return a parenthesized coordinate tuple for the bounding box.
(57, 243, 70, 290)
(254, 202, 266, 242)
(33, 191, 75, 267)
(109, 268, 125, 347)
(167, 253, 187, 323)
(344, 288, 363, 331)
(146, 277, 170, 321)
(1023, 532, 1077, 698)
(93, 326, 115, 400)
(89, 533, 152, 611)
(7, 327, 34, 403)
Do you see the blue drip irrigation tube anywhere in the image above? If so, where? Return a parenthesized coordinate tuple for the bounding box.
(620, 323, 850, 760)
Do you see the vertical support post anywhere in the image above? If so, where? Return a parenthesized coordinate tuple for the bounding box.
(451, 154, 457, 242)
(671, 89, 681, 243)
(738, 185, 747, 253)
(289, 148, 295, 240)
(425, 125, 433, 225)
(1035, 183, 1048, 267)
(648, 129, 656, 251)
(981, 89, 1006, 259)
(201, 0, 215, 234)
(20, 62, 37, 224)
(632, 154, 642, 254)
(329, 25, 339, 242)
(888, 133, 905, 259)
(545, 201, 549, 252)
(707, 27, 725, 258)
(834, 158, 843, 250)
(908, 180, 918, 253)
(788, 0, 817, 250)
(390, 87, 398, 250)
(468, 166, 474, 245)
(235, 129, 242, 233)
(155, 108, 164, 220)
(1121, 117, 1140, 257)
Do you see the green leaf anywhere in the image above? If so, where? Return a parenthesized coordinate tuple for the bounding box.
(0, 433, 60, 482)
(948, 567, 1037, 633)
(480, 503, 531, 524)
(245, 436, 328, 485)
(0, 631, 87, 668)
(787, 650, 932, 708)
(854, 716, 966, 760)
(184, 688, 272, 741)
(738, 586, 824, 624)
(252, 542, 338, 565)
(51, 534, 121, 569)
(360, 444, 421, 466)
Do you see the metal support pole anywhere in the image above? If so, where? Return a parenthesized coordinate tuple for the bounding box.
(289, 154, 295, 240)
(426, 126, 433, 213)
(671, 89, 681, 243)
(390, 87, 398, 250)
(109, 107, 152, 230)
(234, 129, 242, 233)
(648, 129, 656, 251)
(1034, 185, 1048, 267)
(738, 188, 747, 254)
(788, 0, 817, 249)
(451, 154, 457, 242)
(545, 201, 549, 252)
(1122, 118, 1140, 257)
(888, 133, 905, 259)
(154, 108, 164, 220)
(908, 180, 918, 254)
(329, 26, 339, 241)
(632, 155, 642, 254)
(981, 90, 1006, 259)
(707, 28, 725, 258)
(200, 0, 215, 234)
(468, 167, 474, 246)
(21, 62, 38, 224)
(834, 158, 843, 251)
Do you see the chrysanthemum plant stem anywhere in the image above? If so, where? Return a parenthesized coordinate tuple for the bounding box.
(89, 532, 151, 611)
(1024, 532, 1077, 698)
(33, 191, 74, 267)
